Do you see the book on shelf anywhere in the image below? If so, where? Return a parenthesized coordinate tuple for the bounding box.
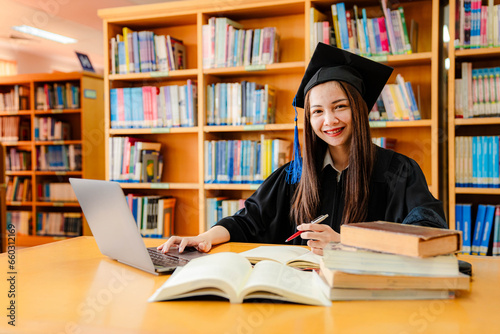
(455, 135, 499, 188)
(125, 194, 176, 238)
(35, 83, 80, 110)
(204, 137, 291, 184)
(6, 211, 32, 236)
(6, 176, 32, 202)
(110, 29, 186, 74)
(202, 17, 280, 69)
(493, 205, 500, 256)
(108, 137, 163, 183)
(322, 242, 460, 277)
(37, 182, 77, 202)
(372, 137, 397, 149)
(319, 258, 470, 291)
(205, 197, 244, 230)
(110, 80, 197, 129)
(239, 245, 321, 270)
(206, 81, 277, 126)
(310, 1, 412, 56)
(34, 117, 71, 141)
(36, 212, 82, 237)
(0, 85, 30, 111)
(471, 204, 494, 255)
(454, 0, 500, 49)
(148, 252, 331, 306)
(340, 221, 462, 257)
(6, 148, 31, 171)
(457, 65, 500, 118)
(36, 144, 82, 171)
(369, 76, 420, 121)
(455, 203, 473, 254)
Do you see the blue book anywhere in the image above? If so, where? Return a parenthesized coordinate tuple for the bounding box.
(123, 87, 133, 129)
(251, 29, 261, 65)
(132, 31, 140, 73)
(494, 136, 500, 188)
(462, 204, 472, 254)
(481, 136, 487, 187)
(130, 87, 144, 128)
(372, 18, 382, 55)
(472, 204, 487, 255)
(455, 204, 462, 245)
(336, 3, 350, 50)
(480, 205, 496, 255)
(222, 83, 228, 125)
(362, 9, 371, 56)
(472, 136, 478, 187)
(118, 41, 127, 74)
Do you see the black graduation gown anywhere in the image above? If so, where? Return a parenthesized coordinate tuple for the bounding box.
(215, 146, 447, 245)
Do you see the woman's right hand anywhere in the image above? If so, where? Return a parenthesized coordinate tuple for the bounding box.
(157, 235, 212, 253)
(156, 225, 230, 254)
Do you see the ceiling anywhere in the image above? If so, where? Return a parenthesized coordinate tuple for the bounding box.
(0, 0, 177, 73)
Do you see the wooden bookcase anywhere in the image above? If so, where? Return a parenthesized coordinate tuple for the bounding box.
(447, 1, 500, 229)
(98, 0, 441, 237)
(0, 72, 104, 250)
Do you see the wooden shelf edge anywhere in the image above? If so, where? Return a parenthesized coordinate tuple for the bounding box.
(204, 123, 303, 132)
(109, 127, 199, 135)
(369, 120, 432, 128)
(119, 182, 199, 190)
(108, 69, 198, 81)
(455, 47, 500, 57)
(204, 183, 262, 190)
(455, 187, 500, 195)
(203, 61, 305, 76)
(454, 117, 500, 125)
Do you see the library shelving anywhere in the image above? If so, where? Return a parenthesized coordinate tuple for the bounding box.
(447, 0, 500, 232)
(98, 0, 441, 236)
(0, 72, 104, 250)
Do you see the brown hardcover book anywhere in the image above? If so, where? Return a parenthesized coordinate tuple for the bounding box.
(340, 221, 462, 257)
(319, 258, 470, 291)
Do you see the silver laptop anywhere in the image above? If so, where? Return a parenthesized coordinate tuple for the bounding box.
(69, 178, 205, 275)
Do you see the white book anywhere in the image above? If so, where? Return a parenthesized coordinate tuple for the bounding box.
(169, 85, 181, 127)
(148, 252, 331, 306)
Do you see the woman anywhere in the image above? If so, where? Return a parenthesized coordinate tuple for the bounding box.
(158, 43, 447, 255)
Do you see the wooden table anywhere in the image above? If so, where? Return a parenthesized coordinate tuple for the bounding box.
(1, 236, 499, 333)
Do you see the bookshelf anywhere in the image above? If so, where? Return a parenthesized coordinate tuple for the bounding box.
(98, 0, 441, 236)
(0, 72, 104, 250)
(447, 0, 500, 231)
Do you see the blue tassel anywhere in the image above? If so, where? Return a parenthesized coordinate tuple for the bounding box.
(286, 96, 302, 184)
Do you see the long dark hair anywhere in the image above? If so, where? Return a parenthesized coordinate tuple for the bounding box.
(290, 81, 375, 226)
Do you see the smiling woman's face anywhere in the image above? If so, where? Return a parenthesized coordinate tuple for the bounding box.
(308, 81, 353, 153)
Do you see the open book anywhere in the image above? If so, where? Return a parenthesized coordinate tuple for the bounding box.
(148, 252, 331, 306)
(238, 245, 321, 269)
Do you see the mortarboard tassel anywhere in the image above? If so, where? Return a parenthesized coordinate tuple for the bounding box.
(286, 96, 302, 184)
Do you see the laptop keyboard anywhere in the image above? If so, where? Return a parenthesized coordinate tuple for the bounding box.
(147, 248, 189, 267)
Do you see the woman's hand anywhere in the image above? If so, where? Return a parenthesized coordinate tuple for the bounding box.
(298, 223, 340, 255)
(157, 225, 230, 254)
(157, 235, 213, 253)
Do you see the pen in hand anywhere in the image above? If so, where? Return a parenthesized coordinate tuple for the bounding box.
(285, 214, 329, 242)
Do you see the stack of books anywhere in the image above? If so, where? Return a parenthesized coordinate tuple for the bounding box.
(320, 221, 469, 301)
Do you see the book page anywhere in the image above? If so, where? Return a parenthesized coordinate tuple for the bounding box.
(286, 251, 321, 269)
(148, 252, 252, 302)
(239, 245, 310, 264)
(240, 260, 331, 306)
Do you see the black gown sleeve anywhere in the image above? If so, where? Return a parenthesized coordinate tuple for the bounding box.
(382, 151, 448, 229)
(214, 163, 297, 243)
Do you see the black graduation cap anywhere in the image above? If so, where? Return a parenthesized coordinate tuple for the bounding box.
(294, 43, 394, 110)
(285, 43, 393, 185)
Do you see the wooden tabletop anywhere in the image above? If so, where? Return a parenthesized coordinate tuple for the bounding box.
(1, 236, 499, 334)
